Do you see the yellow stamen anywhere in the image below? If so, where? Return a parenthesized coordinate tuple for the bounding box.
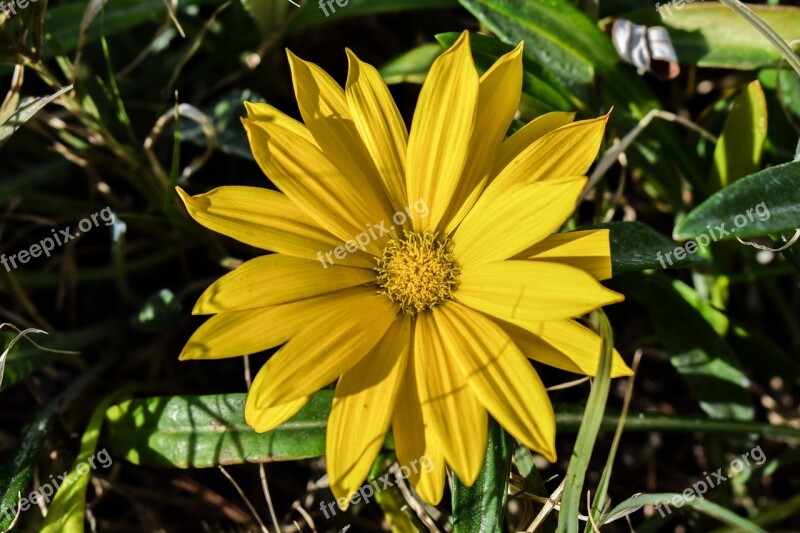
(376, 232, 460, 314)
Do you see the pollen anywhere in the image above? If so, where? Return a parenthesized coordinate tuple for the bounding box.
(376, 232, 460, 314)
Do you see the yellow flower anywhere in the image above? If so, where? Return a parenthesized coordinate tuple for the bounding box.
(177, 31, 631, 507)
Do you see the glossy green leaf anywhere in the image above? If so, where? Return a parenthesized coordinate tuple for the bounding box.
(436, 31, 576, 112)
(457, 0, 603, 104)
(589, 221, 707, 274)
(619, 273, 753, 421)
(629, 4, 800, 70)
(287, 0, 458, 32)
(0, 85, 72, 149)
(558, 311, 614, 533)
(380, 44, 443, 85)
(712, 80, 768, 189)
(0, 359, 114, 530)
(104, 391, 332, 468)
(675, 160, 800, 240)
(451, 418, 514, 533)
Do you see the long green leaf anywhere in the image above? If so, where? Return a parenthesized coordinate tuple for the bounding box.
(102, 392, 800, 471)
(451, 418, 514, 532)
(674, 160, 800, 241)
(104, 391, 332, 468)
(557, 311, 614, 533)
(711, 80, 768, 189)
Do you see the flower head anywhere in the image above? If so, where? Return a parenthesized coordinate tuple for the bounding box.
(177, 31, 631, 507)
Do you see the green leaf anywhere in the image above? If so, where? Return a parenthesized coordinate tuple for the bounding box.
(588, 221, 707, 274)
(436, 31, 576, 112)
(451, 418, 514, 533)
(674, 160, 800, 240)
(558, 310, 614, 533)
(104, 391, 332, 468)
(0, 85, 72, 149)
(380, 43, 443, 85)
(0, 358, 115, 530)
(457, 0, 603, 104)
(287, 0, 458, 32)
(41, 392, 123, 533)
(628, 4, 800, 70)
(711, 80, 768, 189)
(619, 273, 754, 420)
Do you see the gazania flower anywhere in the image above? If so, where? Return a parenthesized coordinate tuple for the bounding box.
(177, 31, 631, 507)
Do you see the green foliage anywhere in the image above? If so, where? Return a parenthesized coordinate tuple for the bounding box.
(3, 0, 800, 530)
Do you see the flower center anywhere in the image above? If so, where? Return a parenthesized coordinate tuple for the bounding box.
(376, 232, 460, 314)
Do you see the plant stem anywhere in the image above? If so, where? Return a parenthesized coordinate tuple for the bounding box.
(718, 0, 800, 76)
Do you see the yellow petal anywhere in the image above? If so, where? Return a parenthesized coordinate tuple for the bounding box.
(415, 312, 487, 485)
(442, 43, 524, 233)
(180, 287, 372, 360)
(455, 260, 624, 322)
(327, 315, 411, 507)
(492, 111, 576, 176)
(502, 318, 633, 378)
(287, 51, 395, 221)
(519, 229, 612, 280)
(244, 101, 316, 145)
(392, 354, 446, 506)
(249, 293, 398, 408)
(453, 177, 587, 266)
(245, 394, 310, 433)
(345, 49, 409, 214)
(176, 186, 374, 268)
(243, 112, 388, 255)
(479, 115, 608, 208)
(433, 303, 556, 460)
(192, 254, 375, 315)
(406, 31, 479, 231)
